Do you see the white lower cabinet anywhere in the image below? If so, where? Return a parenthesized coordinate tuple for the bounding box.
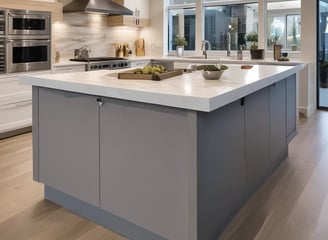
(52, 64, 86, 74)
(0, 75, 32, 138)
(0, 100, 32, 134)
(130, 60, 151, 68)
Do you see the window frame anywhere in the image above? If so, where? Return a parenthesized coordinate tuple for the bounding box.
(265, 0, 301, 52)
(165, 0, 302, 56)
(167, 2, 197, 55)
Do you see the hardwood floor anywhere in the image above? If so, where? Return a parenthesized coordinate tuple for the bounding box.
(218, 110, 328, 240)
(0, 133, 127, 240)
(1, 111, 328, 240)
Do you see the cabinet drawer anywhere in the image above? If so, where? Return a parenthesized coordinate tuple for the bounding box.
(130, 61, 150, 68)
(52, 65, 86, 74)
(0, 100, 32, 133)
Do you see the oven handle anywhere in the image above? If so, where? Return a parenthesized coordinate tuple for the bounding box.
(8, 12, 50, 19)
(6, 39, 50, 43)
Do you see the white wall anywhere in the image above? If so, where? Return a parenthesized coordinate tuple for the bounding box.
(149, 0, 166, 57)
(300, 0, 317, 117)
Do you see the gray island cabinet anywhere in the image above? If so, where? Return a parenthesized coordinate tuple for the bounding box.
(26, 65, 300, 240)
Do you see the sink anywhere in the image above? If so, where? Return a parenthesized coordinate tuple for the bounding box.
(184, 56, 239, 60)
(184, 56, 206, 59)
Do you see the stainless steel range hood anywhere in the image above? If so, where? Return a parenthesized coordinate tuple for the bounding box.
(63, 0, 133, 15)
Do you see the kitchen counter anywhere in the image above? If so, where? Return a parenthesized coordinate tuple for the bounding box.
(26, 64, 301, 240)
(53, 57, 152, 68)
(159, 55, 305, 65)
(53, 56, 305, 68)
(24, 64, 302, 112)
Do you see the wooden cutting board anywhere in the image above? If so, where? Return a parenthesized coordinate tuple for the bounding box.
(118, 69, 183, 81)
(135, 38, 145, 56)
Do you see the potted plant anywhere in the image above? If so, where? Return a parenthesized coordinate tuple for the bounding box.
(173, 35, 187, 57)
(320, 62, 328, 88)
(245, 32, 264, 59)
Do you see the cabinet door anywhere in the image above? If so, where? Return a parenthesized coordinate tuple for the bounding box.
(0, 76, 32, 135)
(38, 88, 99, 206)
(269, 80, 287, 173)
(99, 98, 196, 240)
(286, 74, 297, 142)
(124, 0, 149, 18)
(197, 99, 245, 240)
(245, 87, 270, 196)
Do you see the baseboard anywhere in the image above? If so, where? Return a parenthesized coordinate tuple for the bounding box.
(298, 105, 316, 118)
(45, 186, 167, 240)
(0, 126, 32, 140)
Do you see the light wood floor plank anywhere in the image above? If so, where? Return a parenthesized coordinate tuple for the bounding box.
(219, 111, 328, 240)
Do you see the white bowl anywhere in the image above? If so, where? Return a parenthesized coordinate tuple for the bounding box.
(202, 70, 224, 80)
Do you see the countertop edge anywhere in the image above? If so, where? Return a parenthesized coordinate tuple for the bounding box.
(23, 64, 302, 112)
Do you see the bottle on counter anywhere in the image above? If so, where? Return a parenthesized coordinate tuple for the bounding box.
(116, 44, 124, 58)
(237, 45, 243, 60)
(123, 43, 130, 58)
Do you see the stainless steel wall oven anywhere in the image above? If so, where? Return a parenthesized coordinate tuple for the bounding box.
(7, 9, 50, 36)
(6, 37, 50, 73)
(0, 8, 51, 74)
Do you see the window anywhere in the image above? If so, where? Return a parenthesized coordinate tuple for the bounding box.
(266, 0, 301, 51)
(167, 1, 302, 54)
(203, 3, 258, 50)
(168, 4, 196, 51)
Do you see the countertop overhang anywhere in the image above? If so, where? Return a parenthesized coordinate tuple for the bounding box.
(23, 64, 303, 112)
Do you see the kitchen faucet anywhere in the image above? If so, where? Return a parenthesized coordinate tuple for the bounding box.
(227, 32, 231, 57)
(201, 40, 211, 59)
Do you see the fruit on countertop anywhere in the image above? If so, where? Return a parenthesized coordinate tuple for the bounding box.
(196, 64, 228, 71)
(196, 64, 228, 80)
(134, 65, 167, 75)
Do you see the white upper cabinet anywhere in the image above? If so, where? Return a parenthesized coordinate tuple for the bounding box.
(108, 0, 150, 27)
(124, 0, 149, 19)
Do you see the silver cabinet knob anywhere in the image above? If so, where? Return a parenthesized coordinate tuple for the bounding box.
(97, 98, 103, 107)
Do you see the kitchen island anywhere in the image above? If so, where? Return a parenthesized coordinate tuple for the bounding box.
(24, 64, 301, 240)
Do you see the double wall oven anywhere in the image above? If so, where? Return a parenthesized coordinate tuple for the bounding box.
(0, 8, 51, 74)
(0, 8, 51, 139)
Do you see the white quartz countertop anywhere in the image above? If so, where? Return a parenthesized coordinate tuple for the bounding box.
(23, 64, 302, 112)
(53, 56, 304, 68)
(159, 56, 305, 66)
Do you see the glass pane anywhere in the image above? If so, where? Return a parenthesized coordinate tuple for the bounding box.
(170, 0, 196, 4)
(204, 3, 258, 50)
(13, 46, 47, 63)
(286, 15, 301, 50)
(168, 8, 196, 51)
(318, 0, 328, 107)
(266, 0, 301, 50)
(267, 15, 285, 49)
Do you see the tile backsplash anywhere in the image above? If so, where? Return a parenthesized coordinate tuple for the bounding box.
(54, 13, 150, 60)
